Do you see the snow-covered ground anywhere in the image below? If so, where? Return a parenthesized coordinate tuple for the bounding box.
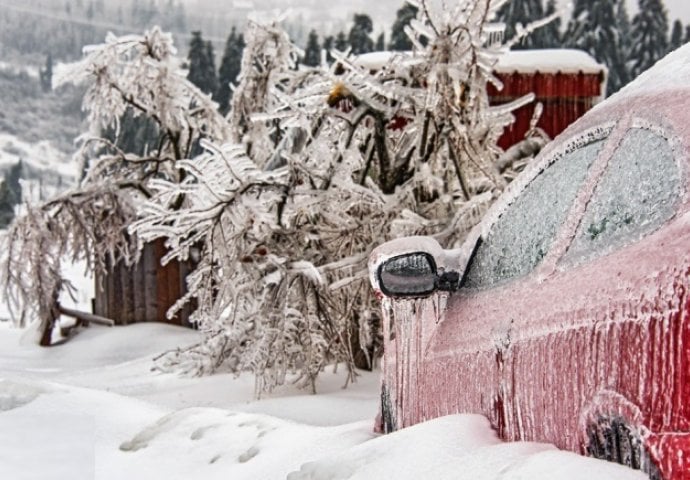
(0, 319, 647, 480)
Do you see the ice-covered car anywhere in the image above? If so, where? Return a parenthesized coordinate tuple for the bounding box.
(369, 45, 690, 480)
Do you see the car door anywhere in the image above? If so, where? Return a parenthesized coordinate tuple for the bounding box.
(544, 120, 690, 474)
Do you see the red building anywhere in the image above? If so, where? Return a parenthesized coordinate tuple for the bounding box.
(355, 49, 607, 150)
(93, 239, 196, 327)
(489, 49, 607, 149)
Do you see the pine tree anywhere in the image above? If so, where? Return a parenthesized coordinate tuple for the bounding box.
(322, 35, 335, 64)
(566, 0, 630, 94)
(498, 0, 545, 49)
(348, 14, 374, 55)
(303, 29, 321, 66)
(686, 25, 690, 44)
(0, 161, 22, 228)
(0, 178, 14, 229)
(616, 0, 632, 60)
(375, 32, 385, 51)
(541, 0, 561, 47)
(335, 31, 348, 51)
(6, 161, 22, 207)
(389, 3, 417, 51)
(187, 31, 216, 97)
(670, 19, 684, 51)
(205, 41, 218, 96)
(39, 53, 53, 92)
(630, 0, 669, 79)
(217, 27, 245, 114)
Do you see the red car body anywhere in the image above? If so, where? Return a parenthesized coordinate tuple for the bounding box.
(369, 46, 690, 479)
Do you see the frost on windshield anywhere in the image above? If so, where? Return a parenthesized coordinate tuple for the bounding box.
(463, 139, 605, 290)
(564, 128, 681, 265)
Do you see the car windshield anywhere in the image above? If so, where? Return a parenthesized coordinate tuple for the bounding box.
(461, 138, 605, 290)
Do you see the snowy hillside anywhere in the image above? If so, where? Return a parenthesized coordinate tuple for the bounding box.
(0, 133, 77, 184)
(0, 323, 646, 480)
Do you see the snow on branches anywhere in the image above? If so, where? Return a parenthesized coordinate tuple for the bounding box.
(1, 26, 228, 344)
(1, 185, 136, 344)
(61, 26, 229, 190)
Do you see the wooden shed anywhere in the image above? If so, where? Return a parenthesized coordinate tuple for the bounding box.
(93, 238, 196, 327)
(489, 49, 607, 149)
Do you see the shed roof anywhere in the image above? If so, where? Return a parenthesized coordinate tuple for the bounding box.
(494, 49, 605, 75)
(355, 49, 606, 76)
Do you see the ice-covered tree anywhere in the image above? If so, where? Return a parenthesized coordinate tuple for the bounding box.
(389, 3, 418, 51)
(129, 1, 548, 393)
(630, 0, 669, 78)
(1, 28, 227, 345)
(3, 0, 551, 393)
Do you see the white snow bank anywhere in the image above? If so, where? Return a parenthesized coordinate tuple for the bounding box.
(288, 415, 646, 480)
(0, 375, 646, 480)
(0, 323, 200, 376)
(0, 323, 648, 480)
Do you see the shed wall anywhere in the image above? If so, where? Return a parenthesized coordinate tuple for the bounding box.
(94, 239, 194, 327)
(489, 71, 605, 149)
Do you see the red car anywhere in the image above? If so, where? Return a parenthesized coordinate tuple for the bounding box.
(369, 46, 690, 480)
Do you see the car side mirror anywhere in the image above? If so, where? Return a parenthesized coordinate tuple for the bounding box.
(377, 252, 438, 298)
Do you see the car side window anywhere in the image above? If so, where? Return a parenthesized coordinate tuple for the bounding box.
(462, 139, 605, 290)
(562, 128, 681, 265)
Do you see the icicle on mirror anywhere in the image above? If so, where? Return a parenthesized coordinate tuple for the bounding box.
(378, 253, 437, 297)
